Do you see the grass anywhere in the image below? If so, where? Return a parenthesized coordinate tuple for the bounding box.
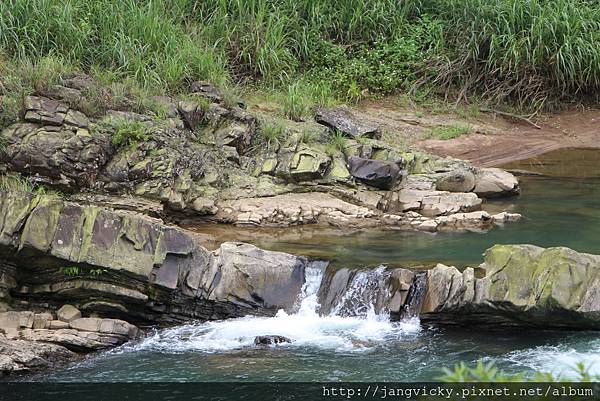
(1, 0, 600, 111)
(108, 117, 153, 147)
(328, 130, 348, 152)
(259, 120, 286, 150)
(0, 174, 50, 195)
(430, 125, 471, 140)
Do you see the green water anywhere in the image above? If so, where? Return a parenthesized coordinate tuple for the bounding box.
(194, 175, 600, 269)
(29, 149, 600, 383)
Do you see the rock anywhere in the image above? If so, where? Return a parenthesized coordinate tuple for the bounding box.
(214, 192, 377, 227)
(0, 190, 314, 324)
(190, 81, 224, 104)
(32, 313, 53, 329)
(288, 146, 331, 181)
(315, 108, 380, 139)
(435, 169, 476, 192)
(208, 243, 306, 310)
(177, 100, 206, 131)
(473, 168, 519, 198)
(49, 320, 70, 329)
(0, 335, 75, 374)
(418, 245, 600, 329)
(347, 156, 404, 190)
(57, 305, 82, 323)
(254, 335, 291, 346)
(150, 96, 179, 118)
(396, 189, 481, 216)
(0, 311, 20, 332)
(20, 328, 132, 352)
(1, 122, 112, 188)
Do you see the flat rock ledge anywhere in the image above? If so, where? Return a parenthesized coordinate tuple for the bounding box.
(0, 306, 138, 374)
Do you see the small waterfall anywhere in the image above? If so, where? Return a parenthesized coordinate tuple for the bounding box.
(130, 262, 421, 354)
(401, 272, 427, 318)
(292, 261, 327, 315)
(328, 266, 391, 318)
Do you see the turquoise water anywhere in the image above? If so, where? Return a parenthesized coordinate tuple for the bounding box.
(33, 149, 600, 382)
(195, 176, 600, 269)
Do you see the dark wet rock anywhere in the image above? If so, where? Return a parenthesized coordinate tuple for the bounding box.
(254, 335, 291, 346)
(473, 168, 520, 198)
(347, 156, 404, 189)
(315, 108, 380, 139)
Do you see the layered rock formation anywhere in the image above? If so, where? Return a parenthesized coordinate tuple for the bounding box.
(0, 191, 312, 326)
(0, 75, 521, 232)
(316, 245, 600, 330)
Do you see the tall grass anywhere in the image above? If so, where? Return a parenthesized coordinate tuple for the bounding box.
(1, 0, 600, 109)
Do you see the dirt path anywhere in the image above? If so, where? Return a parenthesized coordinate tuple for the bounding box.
(354, 100, 600, 167)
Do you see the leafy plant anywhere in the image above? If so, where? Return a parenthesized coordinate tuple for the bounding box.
(282, 82, 308, 121)
(60, 266, 81, 277)
(260, 120, 286, 150)
(439, 360, 598, 382)
(89, 268, 108, 276)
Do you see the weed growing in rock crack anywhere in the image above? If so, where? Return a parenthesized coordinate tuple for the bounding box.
(60, 266, 81, 277)
(297, 130, 320, 145)
(109, 117, 153, 148)
(429, 125, 471, 140)
(328, 130, 348, 152)
(89, 268, 108, 276)
(259, 121, 286, 150)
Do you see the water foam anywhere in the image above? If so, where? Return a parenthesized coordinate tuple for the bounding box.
(130, 265, 421, 354)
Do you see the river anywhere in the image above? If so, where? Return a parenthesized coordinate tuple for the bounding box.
(34, 148, 600, 382)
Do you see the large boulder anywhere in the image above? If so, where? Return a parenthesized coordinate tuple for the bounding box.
(473, 168, 519, 198)
(420, 245, 600, 329)
(315, 108, 380, 139)
(347, 156, 404, 190)
(435, 168, 476, 193)
(0, 191, 312, 324)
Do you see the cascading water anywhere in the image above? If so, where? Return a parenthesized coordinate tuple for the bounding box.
(126, 265, 421, 354)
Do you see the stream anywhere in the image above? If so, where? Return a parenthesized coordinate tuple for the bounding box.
(34, 148, 600, 382)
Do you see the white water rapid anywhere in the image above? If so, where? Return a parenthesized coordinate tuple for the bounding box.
(130, 266, 421, 353)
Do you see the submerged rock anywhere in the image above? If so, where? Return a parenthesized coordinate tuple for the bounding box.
(254, 335, 291, 346)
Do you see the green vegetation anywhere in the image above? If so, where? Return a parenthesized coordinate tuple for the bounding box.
(1, 0, 600, 110)
(108, 118, 153, 148)
(0, 174, 47, 194)
(440, 360, 597, 382)
(328, 130, 348, 152)
(259, 120, 286, 150)
(60, 266, 108, 277)
(60, 266, 81, 277)
(430, 125, 471, 140)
